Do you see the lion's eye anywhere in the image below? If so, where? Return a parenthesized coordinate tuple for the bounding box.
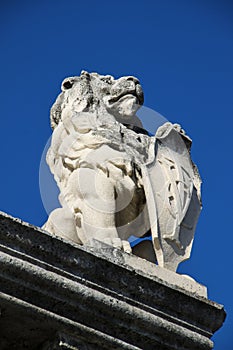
(101, 76, 113, 84)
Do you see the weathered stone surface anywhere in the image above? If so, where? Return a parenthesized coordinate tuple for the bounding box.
(43, 71, 202, 271)
(0, 211, 226, 349)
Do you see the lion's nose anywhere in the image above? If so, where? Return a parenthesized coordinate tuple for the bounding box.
(111, 77, 137, 97)
(125, 77, 144, 105)
(124, 76, 140, 85)
(116, 76, 140, 88)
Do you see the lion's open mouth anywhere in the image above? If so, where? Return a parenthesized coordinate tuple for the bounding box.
(108, 84, 144, 106)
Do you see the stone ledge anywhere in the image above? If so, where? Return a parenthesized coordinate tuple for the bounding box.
(87, 238, 207, 298)
(0, 211, 226, 350)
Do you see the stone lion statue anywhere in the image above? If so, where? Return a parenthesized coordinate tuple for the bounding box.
(43, 70, 201, 271)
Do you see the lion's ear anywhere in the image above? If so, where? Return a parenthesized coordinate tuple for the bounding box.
(50, 93, 65, 129)
(61, 77, 76, 91)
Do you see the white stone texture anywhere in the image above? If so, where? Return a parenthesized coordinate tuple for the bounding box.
(43, 71, 202, 271)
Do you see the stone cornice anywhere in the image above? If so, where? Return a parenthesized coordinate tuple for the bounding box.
(0, 211, 226, 349)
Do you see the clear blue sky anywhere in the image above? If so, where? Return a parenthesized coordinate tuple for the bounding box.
(0, 1, 232, 348)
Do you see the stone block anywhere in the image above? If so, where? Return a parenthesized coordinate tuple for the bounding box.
(0, 211, 226, 349)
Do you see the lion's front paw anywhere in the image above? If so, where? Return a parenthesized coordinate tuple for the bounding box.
(102, 237, 132, 254)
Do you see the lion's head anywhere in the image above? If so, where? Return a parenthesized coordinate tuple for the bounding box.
(50, 70, 144, 129)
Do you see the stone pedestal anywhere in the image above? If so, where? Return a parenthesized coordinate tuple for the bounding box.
(0, 212, 225, 350)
